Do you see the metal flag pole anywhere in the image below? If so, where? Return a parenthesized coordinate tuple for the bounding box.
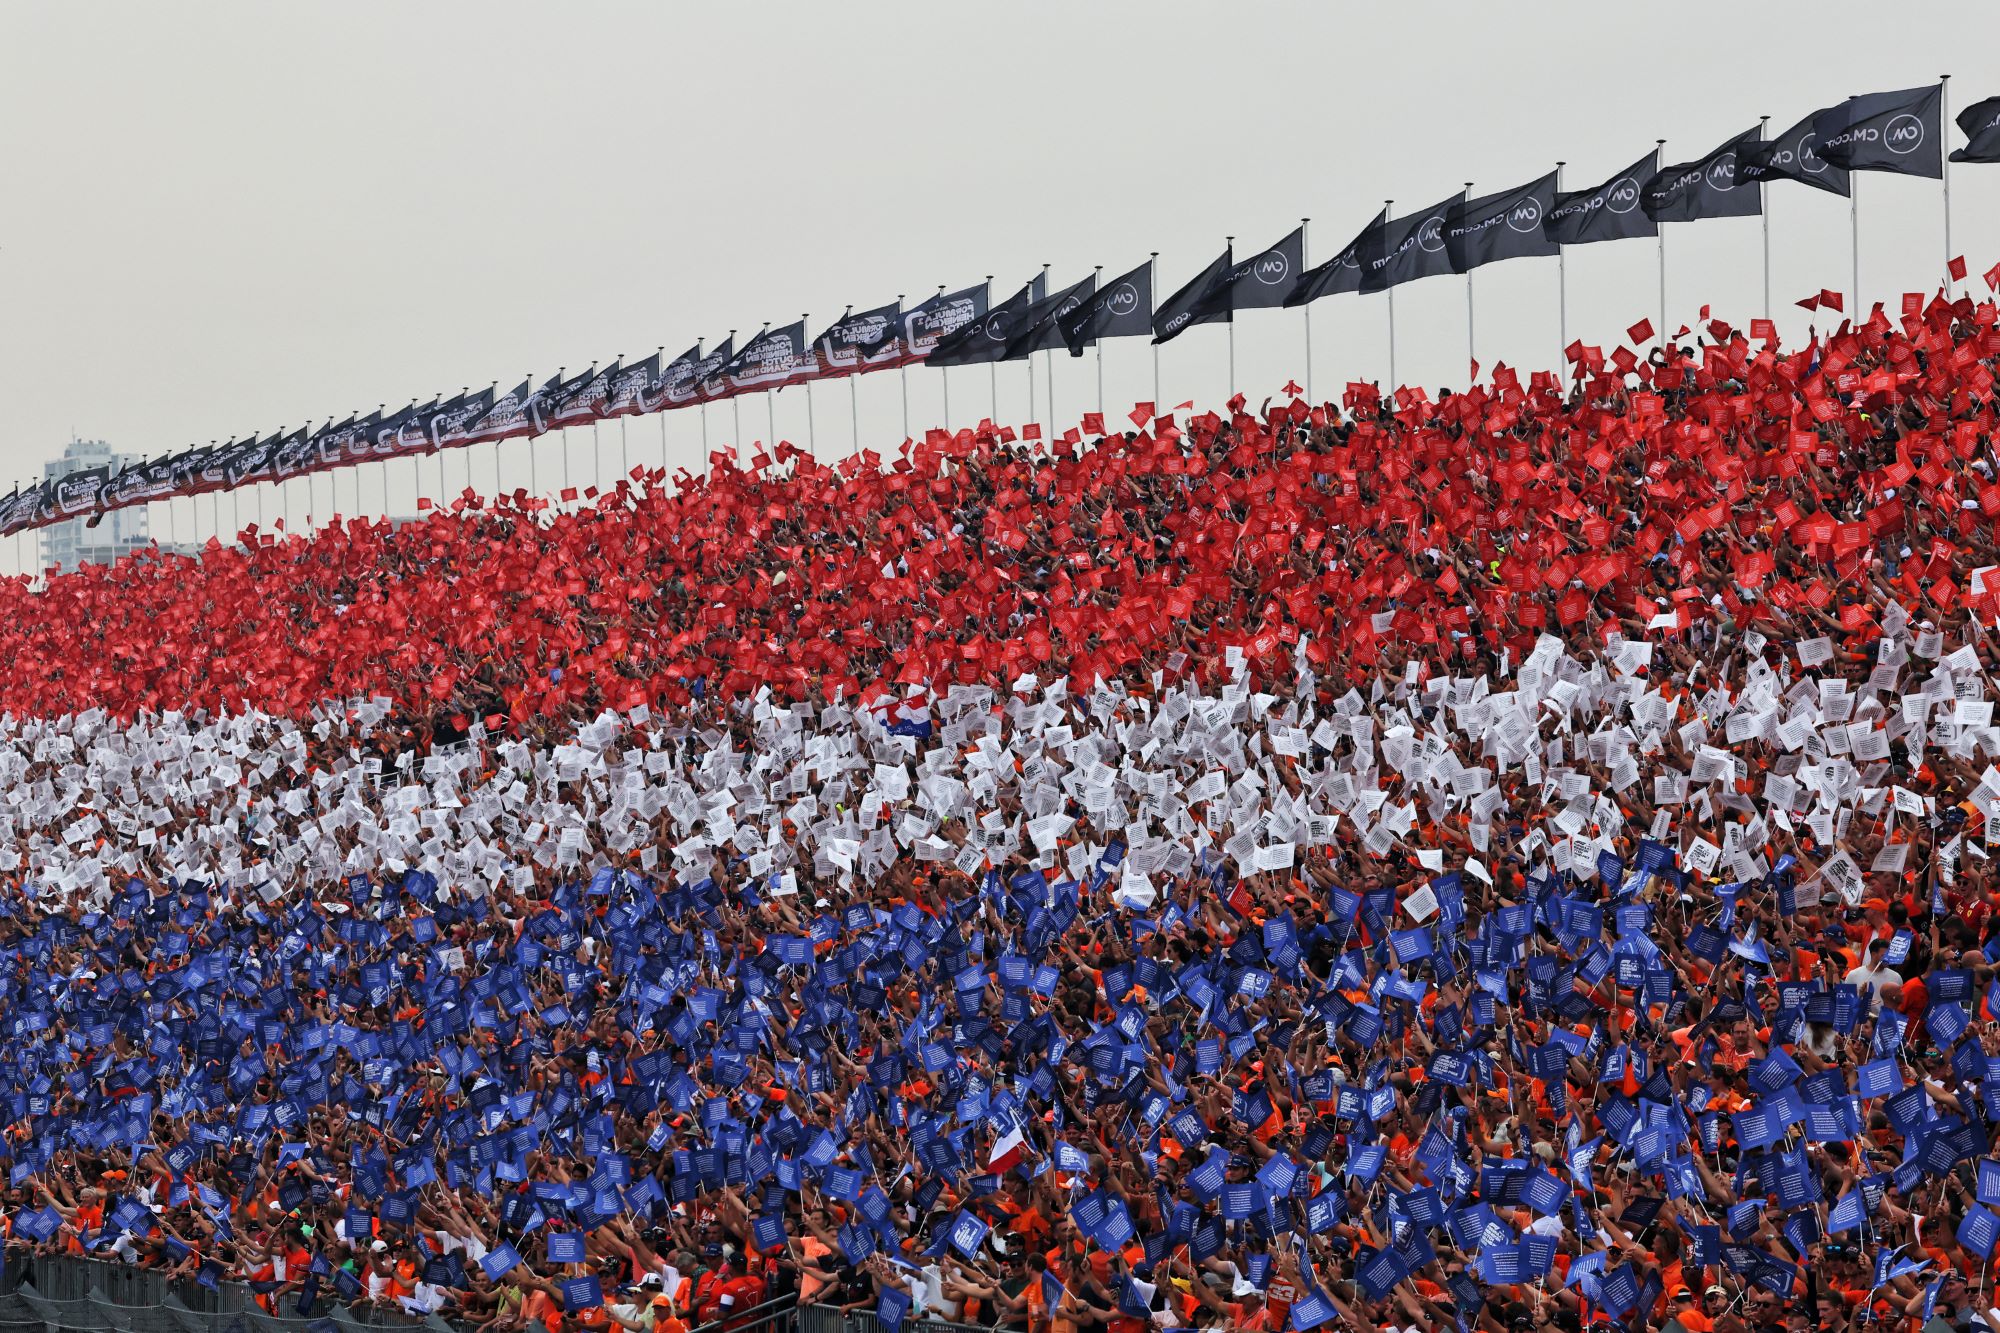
(1463, 182, 1476, 379)
(1149, 252, 1160, 410)
(1384, 200, 1397, 390)
(1300, 218, 1312, 402)
(765, 384, 775, 453)
(1851, 171, 1860, 316)
(652, 348, 668, 479)
(591, 418, 602, 498)
(1759, 116, 1772, 322)
(1226, 235, 1237, 397)
(1044, 264, 1057, 439)
(731, 331, 749, 465)
(1093, 265, 1105, 419)
(937, 287, 951, 432)
(841, 309, 859, 455)
(1657, 140, 1668, 349)
(1555, 162, 1568, 370)
(802, 314, 816, 455)
(897, 299, 910, 442)
(1849, 100, 1860, 314)
(1033, 264, 1050, 439)
(1943, 74, 1954, 296)
(984, 276, 997, 423)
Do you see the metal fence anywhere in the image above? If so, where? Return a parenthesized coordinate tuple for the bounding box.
(4, 1254, 453, 1333)
(0, 1261, 1012, 1333)
(794, 1303, 1009, 1333)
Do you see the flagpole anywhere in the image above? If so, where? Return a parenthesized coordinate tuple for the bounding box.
(938, 287, 950, 433)
(1851, 169, 1860, 316)
(896, 301, 910, 442)
(1848, 101, 1860, 314)
(985, 276, 997, 423)
(1759, 115, 1772, 322)
(1300, 218, 1311, 402)
(1384, 200, 1396, 391)
(1463, 183, 1475, 380)
(1555, 162, 1567, 372)
(802, 313, 816, 455)
(1943, 74, 1954, 296)
(1092, 265, 1105, 420)
(1149, 252, 1160, 409)
(1226, 235, 1237, 398)
(1040, 264, 1054, 439)
(1656, 141, 1667, 350)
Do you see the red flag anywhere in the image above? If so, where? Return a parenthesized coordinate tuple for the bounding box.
(1819, 289, 1844, 312)
(1626, 319, 1654, 345)
(1949, 255, 1968, 282)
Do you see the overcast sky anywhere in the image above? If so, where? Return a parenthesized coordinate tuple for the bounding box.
(3, 1, 1998, 555)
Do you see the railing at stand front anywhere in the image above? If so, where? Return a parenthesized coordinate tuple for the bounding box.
(6, 1254, 448, 1333)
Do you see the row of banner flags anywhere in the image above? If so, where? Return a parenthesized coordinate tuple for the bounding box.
(11, 83, 2000, 539)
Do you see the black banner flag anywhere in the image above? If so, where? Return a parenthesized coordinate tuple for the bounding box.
(1059, 262, 1153, 355)
(1284, 209, 1387, 307)
(1153, 247, 1232, 345)
(1818, 84, 1942, 179)
(1445, 172, 1559, 272)
(1952, 95, 2000, 164)
(1643, 128, 1762, 221)
(1544, 152, 1657, 245)
(1363, 198, 1459, 292)
(1740, 109, 1848, 196)
(929, 278, 1039, 368)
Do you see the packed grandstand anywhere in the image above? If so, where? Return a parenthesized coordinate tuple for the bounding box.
(4, 288, 2000, 1333)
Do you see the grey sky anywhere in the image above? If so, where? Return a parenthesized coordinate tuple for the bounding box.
(2, 1, 1997, 549)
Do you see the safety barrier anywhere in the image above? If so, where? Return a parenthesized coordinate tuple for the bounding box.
(4, 1258, 1011, 1333)
(4, 1254, 453, 1333)
(793, 1301, 1008, 1333)
(691, 1294, 800, 1333)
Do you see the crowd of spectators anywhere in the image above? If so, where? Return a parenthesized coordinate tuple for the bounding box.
(0, 288, 1999, 1333)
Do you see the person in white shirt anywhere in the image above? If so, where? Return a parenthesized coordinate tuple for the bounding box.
(1845, 937, 1897, 1003)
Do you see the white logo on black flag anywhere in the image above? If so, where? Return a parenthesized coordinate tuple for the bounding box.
(693, 337, 736, 401)
(1173, 226, 1307, 337)
(1643, 128, 1763, 222)
(723, 322, 816, 393)
(1059, 261, 1153, 356)
(1285, 209, 1388, 307)
(931, 277, 1050, 368)
(646, 345, 704, 410)
(1002, 274, 1097, 360)
(605, 356, 661, 419)
(1445, 173, 1559, 273)
(551, 365, 617, 428)
(1818, 84, 1943, 179)
(1544, 153, 1657, 246)
(1952, 95, 2000, 164)
(1363, 199, 1459, 293)
(817, 302, 903, 377)
(904, 283, 991, 363)
(1740, 110, 1848, 197)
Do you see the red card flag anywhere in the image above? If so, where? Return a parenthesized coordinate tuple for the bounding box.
(1626, 319, 1654, 345)
(1819, 289, 1844, 312)
(1949, 255, 1968, 281)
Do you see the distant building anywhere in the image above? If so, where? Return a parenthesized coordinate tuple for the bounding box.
(41, 437, 150, 573)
